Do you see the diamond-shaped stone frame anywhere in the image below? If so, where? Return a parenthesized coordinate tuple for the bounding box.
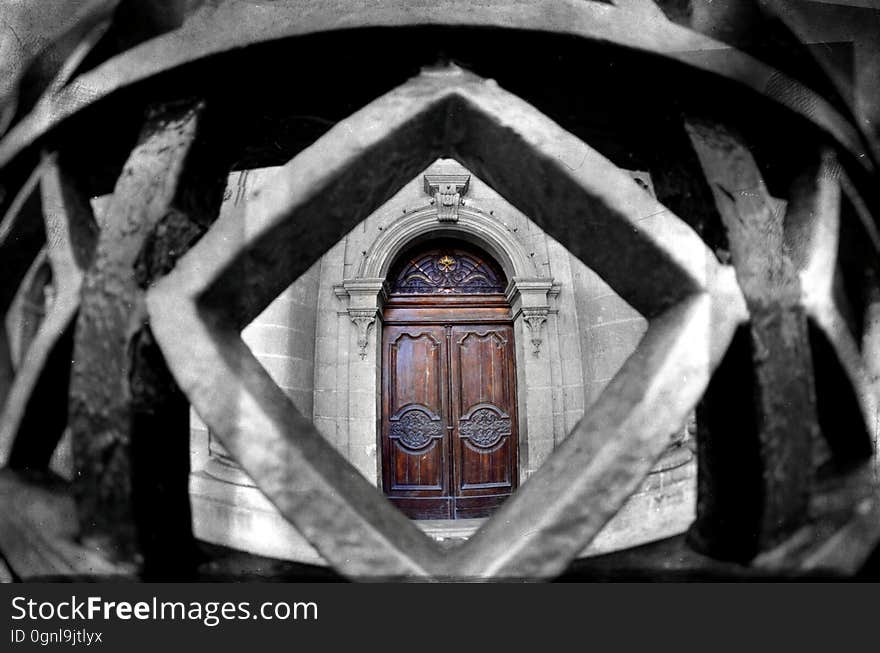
(146, 67, 748, 580)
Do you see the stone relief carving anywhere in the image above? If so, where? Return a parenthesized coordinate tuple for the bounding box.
(521, 306, 549, 356)
(459, 406, 512, 448)
(349, 308, 377, 360)
(389, 406, 444, 450)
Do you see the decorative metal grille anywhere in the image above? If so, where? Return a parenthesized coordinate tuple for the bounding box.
(0, 0, 877, 582)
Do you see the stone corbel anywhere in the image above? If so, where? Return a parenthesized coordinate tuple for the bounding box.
(424, 173, 470, 222)
(522, 307, 549, 356)
(337, 277, 385, 361)
(349, 308, 377, 360)
(507, 276, 556, 358)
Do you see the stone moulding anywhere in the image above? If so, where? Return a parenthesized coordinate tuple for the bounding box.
(358, 203, 540, 282)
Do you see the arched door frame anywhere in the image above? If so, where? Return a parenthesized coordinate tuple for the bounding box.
(335, 204, 559, 491)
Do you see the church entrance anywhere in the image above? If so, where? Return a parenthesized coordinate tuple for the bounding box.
(381, 240, 519, 520)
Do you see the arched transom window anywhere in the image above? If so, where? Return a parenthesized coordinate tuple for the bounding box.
(387, 240, 507, 295)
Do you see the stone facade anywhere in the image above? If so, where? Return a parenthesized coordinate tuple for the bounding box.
(189, 159, 695, 563)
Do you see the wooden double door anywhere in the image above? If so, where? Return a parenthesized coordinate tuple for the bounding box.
(381, 318, 519, 519)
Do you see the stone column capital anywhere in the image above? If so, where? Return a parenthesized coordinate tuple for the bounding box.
(506, 276, 556, 308)
(336, 278, 386, 361)
(507, 277, 556, 357)
(338, 277, 387, 308)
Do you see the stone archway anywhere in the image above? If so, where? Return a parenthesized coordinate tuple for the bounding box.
(334, 191, 559, 488)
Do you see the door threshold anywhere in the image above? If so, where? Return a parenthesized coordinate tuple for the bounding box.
(415, 518, 487, 547)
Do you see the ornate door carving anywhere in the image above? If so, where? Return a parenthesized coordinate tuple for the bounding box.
(382, 323, 518, 519)
(381, 240, 518, 520)
(449, 326, 518, 518)
(383, 326, 449, 517)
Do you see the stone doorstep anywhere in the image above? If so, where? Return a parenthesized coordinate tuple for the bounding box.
(416, 518, 487, 548)
(190, 465, 697, 569)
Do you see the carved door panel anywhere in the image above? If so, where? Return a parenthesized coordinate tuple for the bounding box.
(382, 322, 518, 520)
(449, 325, 518, 518)
(382, 325, 451, 518)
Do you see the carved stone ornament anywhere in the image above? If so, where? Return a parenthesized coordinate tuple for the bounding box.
(349, 309, 377, 360)
(522, 307, 549, 356)
(389, 406, 443, 450)
(424, 173, 470, 222)
(459, 406, 512, 448)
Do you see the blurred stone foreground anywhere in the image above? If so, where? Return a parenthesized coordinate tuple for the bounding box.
(4, 1, 880, 149)
(0, 1, 105, 132)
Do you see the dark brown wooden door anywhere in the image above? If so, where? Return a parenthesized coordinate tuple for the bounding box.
(382, 322, 518, 519)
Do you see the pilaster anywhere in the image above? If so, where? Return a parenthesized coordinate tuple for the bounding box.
(335, 278, 387, 485)
(506, 276, 557, 478)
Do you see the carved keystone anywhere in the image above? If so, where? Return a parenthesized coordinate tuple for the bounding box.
(424, 173, 470, 222)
